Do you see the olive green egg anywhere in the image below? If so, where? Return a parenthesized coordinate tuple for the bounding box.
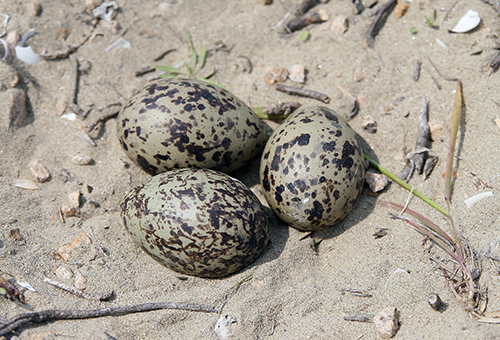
(117, 78, 267, 174)
(260, 106, 365, 231)
(121, 168, 269, 278)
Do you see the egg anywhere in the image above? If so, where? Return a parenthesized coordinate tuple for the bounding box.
(260, 106, 365, 231)
(121, 168, 269, 278)
(117, 78, 267, 175)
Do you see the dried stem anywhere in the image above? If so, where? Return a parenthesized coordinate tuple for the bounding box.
(0, 301, 218, 336)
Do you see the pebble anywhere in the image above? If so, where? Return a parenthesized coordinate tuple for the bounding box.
(72, 154, 93, 165)
(74, 272, 87, 290)
(29, 160, 50, 183)
(55, 265, 74, 280)
(67, 191, 81, 208)
(288, 64, 306, 83)
(0, 88, 27, 131)
(373, 306, 400, 338)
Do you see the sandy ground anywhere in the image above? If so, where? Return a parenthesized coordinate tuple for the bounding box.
(1, 0, 500, 339)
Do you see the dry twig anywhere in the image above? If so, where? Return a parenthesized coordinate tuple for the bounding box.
(366, 0, 397, 48)
(0, 301, 218, 336)
(44, 277, 113, 301)
(274, 83, 330, 103)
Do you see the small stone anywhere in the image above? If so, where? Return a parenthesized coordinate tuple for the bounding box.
(61, 205, 81, 218)
(5, 31, 21, 48)
(32, 2, 42, 16)
(262, 0, 272, 4)
(265, 66, 289, 85)
(353, 70, 365, 82)
(9, 228, 22, 241)
(373, 306, 400, 338)
(362, 116, 377, 133)
(288, 64, 306, 84)
(0, 88, 27, 131)
(55, 265, 73, 280)
(29, 160, 50, 183)
(74, 272, 87, 290)
(428, 293, 442, 310)
(72, 154, 93, 165)
(331, 15, 348, 35)
(68, 191, 81, 208)
(365, 172, 389, 192)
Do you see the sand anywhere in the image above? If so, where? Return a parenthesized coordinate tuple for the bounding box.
(1, 0, 500, 339)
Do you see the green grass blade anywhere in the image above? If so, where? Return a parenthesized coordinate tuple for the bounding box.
(183, 62, 194, 78)
(185, 32, 197, 70)
(364, 155, 449, 217)
(252, 107, 287, 120)
(444, 81, 462, 202)
(199, 47, 207, 69)
(155, 66, 184, 74)
(196, 78, 227, 90)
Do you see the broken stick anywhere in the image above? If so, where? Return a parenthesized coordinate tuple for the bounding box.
(0, 301, 218, 336)
(366, 0, 397, 48)
(274, 83, 330, 103)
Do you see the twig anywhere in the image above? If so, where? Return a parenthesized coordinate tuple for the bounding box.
(0, 274, 25, 304)
(339, 288, 372, 297)
(413, 60, 421, 81)
(0, 301, 218, 336)
(40, 28, 94, 60)
(366, 0, 397, 48)
(481, 0, 500, 13)
(85, 108, 121, 134)
(134, 66, 155, 77)
(344, 313, 374, 322)
(285, 10, 328, 33)
(490, 51, 500, 69)
(294, 0, 317, 17)
(44, 277, 113, 301)
(399, 96, 430, 180)
(274, 83, 330, 103)
(153, 48, 176, 62)
(66, 54, 84, 116)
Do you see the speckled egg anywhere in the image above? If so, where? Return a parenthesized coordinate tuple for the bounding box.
(118, 78, 267, 174)
(260, 106, 365, 231)
(121, 168, 269, 278)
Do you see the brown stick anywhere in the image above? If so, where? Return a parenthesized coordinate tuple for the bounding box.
(0, 301, 218, 336)
(153, 48, 176, 62)
(295, 0, 317, 17)
(274, 83, 330, 103)
(344, 313, 374, 322)
(366, 0, 397, 48)
(85, 108, 120, 134)
(490, 51, 500, 69)
(44, 277, 113, 301)
(286, 10, 327, 32)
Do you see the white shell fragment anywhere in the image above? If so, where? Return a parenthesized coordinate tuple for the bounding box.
(435, 37, 448, 48)
(215, 315, 237, 340)
(451, 10, 481, 33)
(16, 281, 36, 292)
(15, 28, 42, 65)
(61, 113, 76, 121)
(105, 37, 131, 54)
(13, 178, 40, 190)
(465, 191, 494, 208)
